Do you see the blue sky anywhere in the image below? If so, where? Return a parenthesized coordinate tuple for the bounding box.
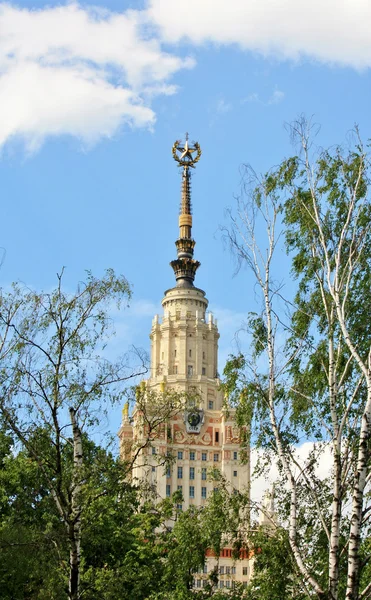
(1, 0, 370, 444)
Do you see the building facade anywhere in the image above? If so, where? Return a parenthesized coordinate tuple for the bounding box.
(118, 137, 252, 589)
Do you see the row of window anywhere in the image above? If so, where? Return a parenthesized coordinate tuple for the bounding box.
(171, 365, 207, 376)
(167, 485, 208, 499)
(160, 449, 238, 461)
(163, 350, 208, 359)
(195, 565, 247, 576)
(175, 465, 235, 479)
(194, 580, 247, 589)
(177, 450, 227, 461)
(164, 464, 239, 480)
(174, 465, 238, 478)
(220, 566, 235, 575)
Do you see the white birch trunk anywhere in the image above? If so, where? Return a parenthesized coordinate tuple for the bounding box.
(69, 407, 83, 600)
(302, 134, 371, 600)
(328, 331, 342, 600)
(259, 207, 326, 598)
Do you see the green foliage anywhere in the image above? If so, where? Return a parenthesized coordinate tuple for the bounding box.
(223, 123, 371, 600)
(0, 270, 151, 600)
(245, 526, 305, 600)
(0, 425, 67, 599)
(0, 420, 254, 600)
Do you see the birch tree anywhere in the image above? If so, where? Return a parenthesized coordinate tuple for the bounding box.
(0, 269, 147, 600)
(222, 121, 371, 600)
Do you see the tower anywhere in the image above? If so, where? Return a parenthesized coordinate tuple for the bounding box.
(118, 136, 252, 589)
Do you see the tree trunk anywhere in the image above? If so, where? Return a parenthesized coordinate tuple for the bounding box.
(345, 390, 371, 600)
(69, 407, 83, 600)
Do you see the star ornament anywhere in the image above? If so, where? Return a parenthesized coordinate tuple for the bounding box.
(172, 137, 202, 168)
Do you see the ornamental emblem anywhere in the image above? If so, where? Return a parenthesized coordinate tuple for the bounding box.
(172, 133, 202, 168)
(185, 407, 204, 434)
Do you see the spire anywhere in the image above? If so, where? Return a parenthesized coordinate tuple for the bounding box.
(170, 134, 202, 287)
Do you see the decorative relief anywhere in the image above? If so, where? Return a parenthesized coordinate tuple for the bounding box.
(174, 429, 186, 443)
(156, 424, 166, 440)
(225, 425, 240, 443)
(172, 425, 213, 445)
(200, 431, 212, 445)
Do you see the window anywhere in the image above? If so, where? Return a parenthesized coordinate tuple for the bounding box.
(203, 351, 205, 359)
(177, 485, 183, 492)
(152, 447, 156, 455)
(233, 470, 237, 477)
(208, 400, 214, 409)
(214, 453, 219, 462)
(226, 567, 230, 575)
(242, 567, 248, 576)
(202, 580, 207, 588)
(173, 365, 178, 374)
(196, 580, 201, 588)
(203, 565, 207, 574)
(233, 451, 238, 460)
(219, 566, 224, 575)
(166, 467, 171, 478)
(189, 467, 195, 480)
(166, 484, 171, 497)
(189, 485, 195, 498)
(177, 504, 183, 511)
(152, 466, 155, 472)
(187, 365, 193, 377)
(201, 467, 207, 480)
(189, 349, 192, 357)
(201, 487, 207, 499)
(177, 466, 183, 479)
(226, 581, 230, 588)
(174, 349, 177, 357)
(215, 431, 219, 443)
(220, 581, 225, 588)
(178, 451, 183, 460)
(202, 452, 207, 461)
(202, 367, 206, 375)
(231, 567, 236, 575)
(190, 451, 195, 461)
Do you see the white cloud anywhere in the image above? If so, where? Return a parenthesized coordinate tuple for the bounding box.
(148, 0, 371, 69)
(244, 92, 259, 103)
(242, 87, 285, 107)
(216, 98, 232, 114)
(250, 442, 334, 504)
(267, 88, 285, 105)
(0, 2, 193, 152)
(0, 61, 156, 152)
(1, 0, 370, 154)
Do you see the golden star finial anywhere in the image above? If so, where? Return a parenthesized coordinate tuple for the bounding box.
(172, 134, 202, 168)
